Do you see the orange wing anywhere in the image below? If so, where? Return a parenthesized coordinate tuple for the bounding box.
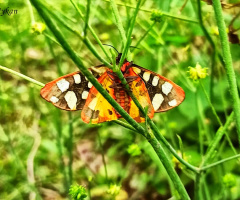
(132, 65, 185, 112)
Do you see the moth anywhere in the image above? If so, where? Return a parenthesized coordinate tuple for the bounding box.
(40, 53, 185, 124)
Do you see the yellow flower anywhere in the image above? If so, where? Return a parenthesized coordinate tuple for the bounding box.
(188, 63, 208, 80)
(31, 22, 46, 34)
(107, 184, 121, 196)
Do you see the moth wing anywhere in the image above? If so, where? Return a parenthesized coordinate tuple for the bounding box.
(126, 68, 155, 122)
(81, 71, 118, 124)
(40, 66, 108, 111)
(132, 65, 185, 112)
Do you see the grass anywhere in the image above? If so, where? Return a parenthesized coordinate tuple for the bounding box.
(0, 0, 240, 199)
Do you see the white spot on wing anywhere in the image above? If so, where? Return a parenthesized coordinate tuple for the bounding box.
(152, 76, 160, 86)
(50, 96, 59, 103)
(73, 74, 81, 84)
(88, 97, 98, 110)
(152, 93, 164, 111)
(168, 99, 177, 107)
(82, 91, 89, 99)
(88, 82, 93, 88)
(133, 67, 141, 74)
(162, 82, 173, 95)
(64, 91, 77, 110)
(57, 79, 70, 92)
(143, 72, 151, 82)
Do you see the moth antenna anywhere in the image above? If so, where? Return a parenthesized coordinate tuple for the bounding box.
(130, 46, 140, 50)
(102, 44, 120, 54)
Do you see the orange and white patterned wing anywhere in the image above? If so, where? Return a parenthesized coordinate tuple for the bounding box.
(81, 71, 118, 124)
(40, 66, 108, 111)
(132, 65, 185, 112)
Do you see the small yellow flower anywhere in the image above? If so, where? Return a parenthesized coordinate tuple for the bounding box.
(188, 63, 208, 80)
(31, 22, 46, 34)
(107, 184, 121, 196)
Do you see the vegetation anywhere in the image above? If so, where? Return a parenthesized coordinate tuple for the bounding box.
(0, 0, 240, 199)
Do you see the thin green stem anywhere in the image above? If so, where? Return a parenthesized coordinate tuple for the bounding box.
(118, 0, 141, 67)
(199, 80, 222, 126)
(37, 0, 112, 68)
(54, 109, 69, 192)
(104, 0, 199, 23)
(148, 120, 200, 173)
(201, 154, 240, 171)
(212, 0, 240, 143)
(69, 0, 111, 61)
(197, 0, 217, 100)
(0, 65, 44, 87)
(110, 0, 127, 46)
(68, 113, 73, 185)
(26, 0, 35, 24)
(84, 0, 91, 37)
(201, 112, 235, 165)
(135, 21, 156, 48)
(112, 120, 136, 132)
(97, 132, 109, 187)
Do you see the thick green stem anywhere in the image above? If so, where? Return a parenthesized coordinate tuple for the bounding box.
(212, 0, 240, 143)
(148, 137, 191, 200)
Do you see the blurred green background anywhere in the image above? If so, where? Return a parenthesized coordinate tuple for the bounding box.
(0, 0, 240, 199)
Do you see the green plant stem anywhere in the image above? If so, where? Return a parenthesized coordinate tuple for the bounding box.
(112, 120, 136, 131)
(84, 0, 91, 37)
(202, 112, 234, 165)
(197, 0, 216, 100)
(26, 0, 35, 24)
(135, 21, 156, 48)
(199, 80, 222, 126)
(201, 154, 240, 171)
(147, 137, 191, 200)
(0, 65, 44, 87)
(68, 113, 73, 185)
(212, 0, 240, 143)
(148, 120, 200, 173)
(103, 0, 198, 23)
(110, 0, 127, 45)
(97, 131, 109, 187)
(69, 0, 111, 61)
(54, 109, 69, 192)
(199, 80, 237, 156)
(118, 0, 141, 67)
(37, 0, 112, 68)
